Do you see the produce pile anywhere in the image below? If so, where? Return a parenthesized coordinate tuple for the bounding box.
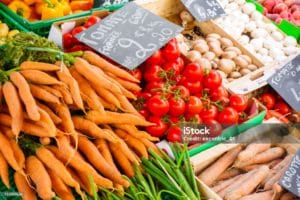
(0, 20, 19, 44)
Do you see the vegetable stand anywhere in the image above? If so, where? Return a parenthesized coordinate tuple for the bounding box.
(0, 0, 299, 199)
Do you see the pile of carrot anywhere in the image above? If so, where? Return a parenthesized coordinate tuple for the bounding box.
(197, 143, 297, 200)
(0, 50, 159, 199)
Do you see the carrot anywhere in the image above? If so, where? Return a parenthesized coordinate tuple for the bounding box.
(78, 136, 130, 187)
(74, 57, 121, 94)
(39, 85, 62, 98)
(198, 145, 243, 186)
(0, 152, 9, 188)
(280, 192, 295, 200)
(115, 125, 158, 141)
(26, 156, 55, 199)
(69, 68, 104, 112)
(237, 147, 286, 168)
(14, 171, 37, 200)
(115, 93, 140, 116)
(242, 159, 282, 172)
(37, 107, 56, 135)
(109, 142, 135, 178)
(10, 139, 25, 168)
(272, 155, 294, 171)
(141, 138, 162, 156)
(67, 167, 93, 195)
(56, 62, 84, 110)
(2, 81, 23, 138)
(267, 110, 290, 124)
(239, 190, 273, 200)
(20, 61, 60, 71)
(83, 51, 139, 83)
(48, 103, 74, 133)
(21, 70, 62, 85)
(273, 182, 284, 194)
(224, 166, 270, 200)
(236, 142, 271, 164)
(98, 96, 117, 111)
(39, 137, 51, 145)
(86, 110, 154, 126)
(0, 84, 2, 104)
(72, 116, 118, 142)
(93, 87, 121, 108)
(29, 84, 60, 104)
(0, 133, 21, 171)
(48, 169, 75, 200)
(0, 126, 14, 139)
(264, 162, 289, 190)
(115, 129, 148, 158)
(36, 102, 62, 124)
(108, 72, 141, 92)
(212, 174, 243, 193)
(10, 72, 40, 121)
(94, 139, 119, 171)
(216, 168, 241, 181)
(52, 85, 73, 105)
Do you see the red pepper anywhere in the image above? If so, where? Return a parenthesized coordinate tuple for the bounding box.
(63, 33, 74, 49)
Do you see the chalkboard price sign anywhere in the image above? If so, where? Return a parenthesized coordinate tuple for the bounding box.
(76, 2, 183, 70)
(279, 149, 300, 197)
(267, 54, 300, 112)
(181, 0, 226, 22)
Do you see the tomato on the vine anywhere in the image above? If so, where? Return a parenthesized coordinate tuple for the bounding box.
(143, 65, 164, 82)
(162, 38, 180, 61)
(185, 113, 202, 123)
(210, 86, 229, 101)
(200, 105, 218, 123)
(172, 85, 190, 100)
(203, 70, 222, 90)
(180, 77, 202, 95)
(173, 57, 185, 73)
(145, 81, 165, 95)
(205, 119, 223, 137)
(146, 116, 168, 138)
(84, 16, 101, 28)
(170, 116, 180, 124)
(146, 50, 163, 66)
(260, 93, 276, 110)
(168, 97, 186, 117)
(186, 96, 203, 115)
(139, 109, 149, 118)
(218, 107, 239, 125)
(147, 95, 170, 116)
(71, 26, 86, 36)
(129, 68, 142, 81)
(167, 126, 182, 143)
(63, 33, 74, 49)
(183, 63, 204, 82)
(163, 61, 181, 76)
(229, 94, 248, 112)
(274, 101, 291, 115)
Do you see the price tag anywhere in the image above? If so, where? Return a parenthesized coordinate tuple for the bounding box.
(267, 54, 300, 112)
(181, 0, 226, 22)
(93, 0, 130, 7)
(76, 2, 183, 70)
(279, 149, 300, 197)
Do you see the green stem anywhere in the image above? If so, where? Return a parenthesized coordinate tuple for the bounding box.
(43, 0, 55, 8)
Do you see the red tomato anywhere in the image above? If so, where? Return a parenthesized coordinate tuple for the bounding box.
(172, 85, 190, 100)
(68, 44, 87, 52)
(186, 96, 203, 115)
(84, 16, 101, 28)
(139, 92, 152, 100)
(218, 107, 239, 125)
(147, 95, 170, 116)
(63, 33, 74, 49)
(129, 68, 142, 81)
(229, 94, 248, 112)
(71, 26, 86, 36)
(173, 57, 185, 72)
(146, 50, 163, 66)
(139, 109, 149, 118)
(205, 119, 223, 137)
(200, 105, 218, 123)
(185, 114, 202, 123)
(183, 63, 204, 82)
(162, 38, 180, 61)
(146, 116, 168, 137)
(260, 93, 276, 110)
(168, 97, 186, 117)
(163, 61, 180, 76)
(167, 126, 182, 143)
(143, 65, 164, 82)
(203, 70, 222, 90)
(145, 81, 165, 95)
(170, 116, 180, 124)
(180, 77, 202, 95)
(274, 101, 292, 115)
(210, 86, 229, 101)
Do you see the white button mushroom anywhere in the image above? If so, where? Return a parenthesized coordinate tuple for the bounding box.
(251, 11, 263, 21)
(265, 23, 277, 33)
(283, 36, 297, 47)
(242, 3, 256, 15)
(283, 46, 299, 56)
(238, 35, 250, 45)
(258, 48, 269, 56)
(261, 55, 273, 63)
(250, 38, 263, 51)
(271, 31, 284, 42)
(251, 28, 268, 38)
(244, 21, 257, 32)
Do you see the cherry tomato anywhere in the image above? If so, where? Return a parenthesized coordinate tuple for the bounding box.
(218, 107, 239, 125)
(173, 57, 185, 72)
(68, 44, 86, 52)
(146, 50, 163, 66)
(180, 77, 202, 95)
(162, 38, 180, 61)
(143, 65, 164, 82)
(71, 26, 86, 36)
(139, 92, 152, 100)
(185, 114, 202, 123)
(260, 93, 276, 110)
(63, 33, 74, 49)
(229, 94, 248, 112)
(183, 63, 204, 82)
(210, 86, 229, 101)
(84, 16, 101, 28)
(139, 109, 149, 118)
(168, 97, 186, 117)
(205, 119, 223, 137)
(129, 68, 142, 81)
(170, 116, 180, 124)
(145, 81, 165, 95)
(167, 126, 182, 143)
(274, 101, 292, 115)
(147, 95, 170, 116)
(146, 116, 168, 138)
(200, 105, 218, 123)
(203, 70, 222, 90)
(172, 85, 190, 100)
(163, 61, 181, 76)
(186, 96, 203, 115)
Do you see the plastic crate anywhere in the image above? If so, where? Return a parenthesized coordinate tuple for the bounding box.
(0, 3, 125, 37)
(246, 0, 300, 42)
(0, 9, 28, 32)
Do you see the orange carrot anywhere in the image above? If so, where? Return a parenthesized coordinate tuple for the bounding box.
(115, 125, 158, 141)
(98, 96, 117, 111)
(39, 85, 62, 98)
(21, 70, 62, 85)
(20, 61, 60, 71)
(26, 156, 55, 199)
(0, 152, 9, 188)
(36, 102, 62, 124)
(141, 138, 162, 156)
(78, 136, 129, 187)
(48, 103, 74, 133)
(10, 139, 25, 169)
(93, 87, 121, 108)
(39, 137, 51, 145)
(10, 72, 40, 121)
(0, 126, 14, 139)
(216, 168, 241, 181)
(52, 85, 73, 105)
(108, 72, 141, 92)
(113, 136, 140, 165)
(264, 162, 289, 190)
(48, 169, 75, 200)
(115, 93, 140, 116)
(242, 159, 282, 172)
(0, 84, 2, 104)
(236, 143, 271, 164)
(83, 51, 139, 83)
(199, 146, 243, 186)
(37, 107, 56, 135)
(239, 190, 273, 200)
(0, 133, 21, 171)
(280, 192, 295, 200)
(212, 174, 243, 193)
(2, 81, 23, 138)
(67, 167, 93, 195)
(94, 139, 119, 171)
(14, 171, 37, 200)
(72, 116, 118, 142)
(29, 84, 60, 104)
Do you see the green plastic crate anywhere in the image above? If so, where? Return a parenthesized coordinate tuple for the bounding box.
(0, 3, 125, 37)
(0, 9, 28, 32)
(245, 0, 300, 42)
(188, 111, 266, 157)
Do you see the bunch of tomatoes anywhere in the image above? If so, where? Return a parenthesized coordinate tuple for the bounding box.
(131, 38, 249, 144)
